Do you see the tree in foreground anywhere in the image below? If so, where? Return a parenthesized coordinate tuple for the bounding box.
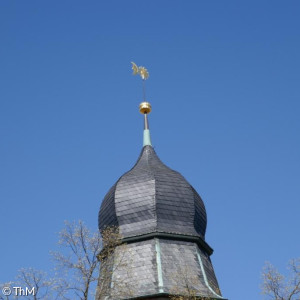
(1, 221, 130, 300)
(52, 221, 133, 300)
(51, 220, 101, 299)
(261, 258, 300, 300)
(0, 268, 54, 300)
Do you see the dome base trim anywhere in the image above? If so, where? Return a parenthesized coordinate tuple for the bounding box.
(122, 231, 214, 256)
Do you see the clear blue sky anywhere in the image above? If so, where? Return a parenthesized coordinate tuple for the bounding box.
(0, 1, 299, 299)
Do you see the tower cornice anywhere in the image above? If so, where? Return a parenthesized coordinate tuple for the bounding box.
(122, 231, 213, 256)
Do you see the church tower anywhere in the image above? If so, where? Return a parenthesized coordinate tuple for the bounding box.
(97, 64, 226, 300)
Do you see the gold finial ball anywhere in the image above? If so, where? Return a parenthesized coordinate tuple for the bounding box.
(139, 102, 152, 114)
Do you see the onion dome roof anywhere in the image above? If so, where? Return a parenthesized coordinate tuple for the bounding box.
(99, 145, 207, 240)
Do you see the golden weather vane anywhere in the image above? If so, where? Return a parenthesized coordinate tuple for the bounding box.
(131, 62, 149, 80)
(131, 62, 150, 107)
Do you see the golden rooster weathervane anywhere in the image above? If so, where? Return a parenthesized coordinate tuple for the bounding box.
(131, 62, 149, 80)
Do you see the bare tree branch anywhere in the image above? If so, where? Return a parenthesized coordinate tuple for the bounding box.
(261, 258, 300, 300)
(2, 221, 134, 300)
(52, 221, 134, 300)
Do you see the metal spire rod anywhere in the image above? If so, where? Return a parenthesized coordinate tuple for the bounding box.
(144, 113, 149, 130)
(142, 79, 146, 102)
